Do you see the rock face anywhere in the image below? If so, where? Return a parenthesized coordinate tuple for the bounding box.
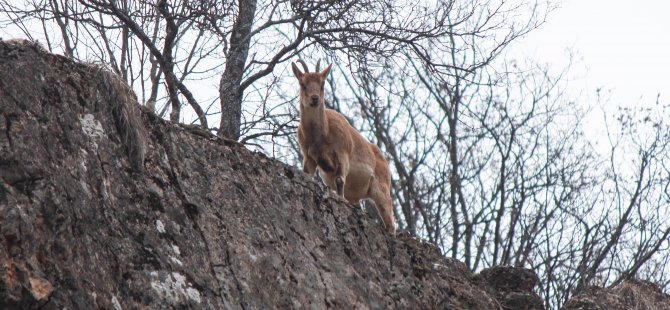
(0, 39, 564, 309)
(3, 38, 669, 310)
(0, 41, 552, 309)
(562, 280, 670, 310)
(4, 38, 668, 310)
(0, 39, 545, 310)
(476, 267, 543, 310)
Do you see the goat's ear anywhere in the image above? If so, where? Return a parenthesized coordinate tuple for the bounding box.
(291, 62, 303, 79)
(320, 63, 332, 79)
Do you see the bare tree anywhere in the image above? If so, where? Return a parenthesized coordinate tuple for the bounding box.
(1, 0, 512, 140)
(215, 0, 486, 140)
(1, 0, 224, 126)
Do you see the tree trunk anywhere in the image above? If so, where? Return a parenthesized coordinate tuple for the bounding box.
(218, 0, 257, 140)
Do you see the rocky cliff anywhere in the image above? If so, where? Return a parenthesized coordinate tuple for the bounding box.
(562, 280, 670, 310)
(0, 39, 666, 310)
(0, 39, 538, 310)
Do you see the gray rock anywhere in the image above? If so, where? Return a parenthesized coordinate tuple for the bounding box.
(0, 39, 545, 309)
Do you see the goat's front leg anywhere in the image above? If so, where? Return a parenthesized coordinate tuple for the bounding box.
(334, 155, 349, 196)
(303, 156, 317, 176)
(335, 175, 344, 196)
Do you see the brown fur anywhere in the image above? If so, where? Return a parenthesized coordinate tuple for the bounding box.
(291, 61, 396, 234)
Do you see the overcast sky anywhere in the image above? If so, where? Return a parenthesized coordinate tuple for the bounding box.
(512, 0, 670, 104)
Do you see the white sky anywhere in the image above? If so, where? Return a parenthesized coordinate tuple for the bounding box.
(506, 0, 670, 155)
(512, 0, 670, 104)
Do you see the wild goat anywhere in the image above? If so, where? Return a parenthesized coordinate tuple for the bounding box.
(291, 60, 396, 234)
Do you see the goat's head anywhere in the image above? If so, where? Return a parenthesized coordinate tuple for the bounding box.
(291, 59, 332, 108)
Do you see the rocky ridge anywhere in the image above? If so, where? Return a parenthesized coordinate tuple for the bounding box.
(0, 39, 667, 310)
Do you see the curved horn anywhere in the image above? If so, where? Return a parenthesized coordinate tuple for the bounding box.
(296, 59, 309, 73)
(315, 59, 321, 72)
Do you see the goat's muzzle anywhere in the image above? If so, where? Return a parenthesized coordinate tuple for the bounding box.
(310, 95, 319, 107)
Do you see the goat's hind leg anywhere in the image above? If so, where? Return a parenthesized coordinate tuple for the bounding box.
(368, 177, 396, 234)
